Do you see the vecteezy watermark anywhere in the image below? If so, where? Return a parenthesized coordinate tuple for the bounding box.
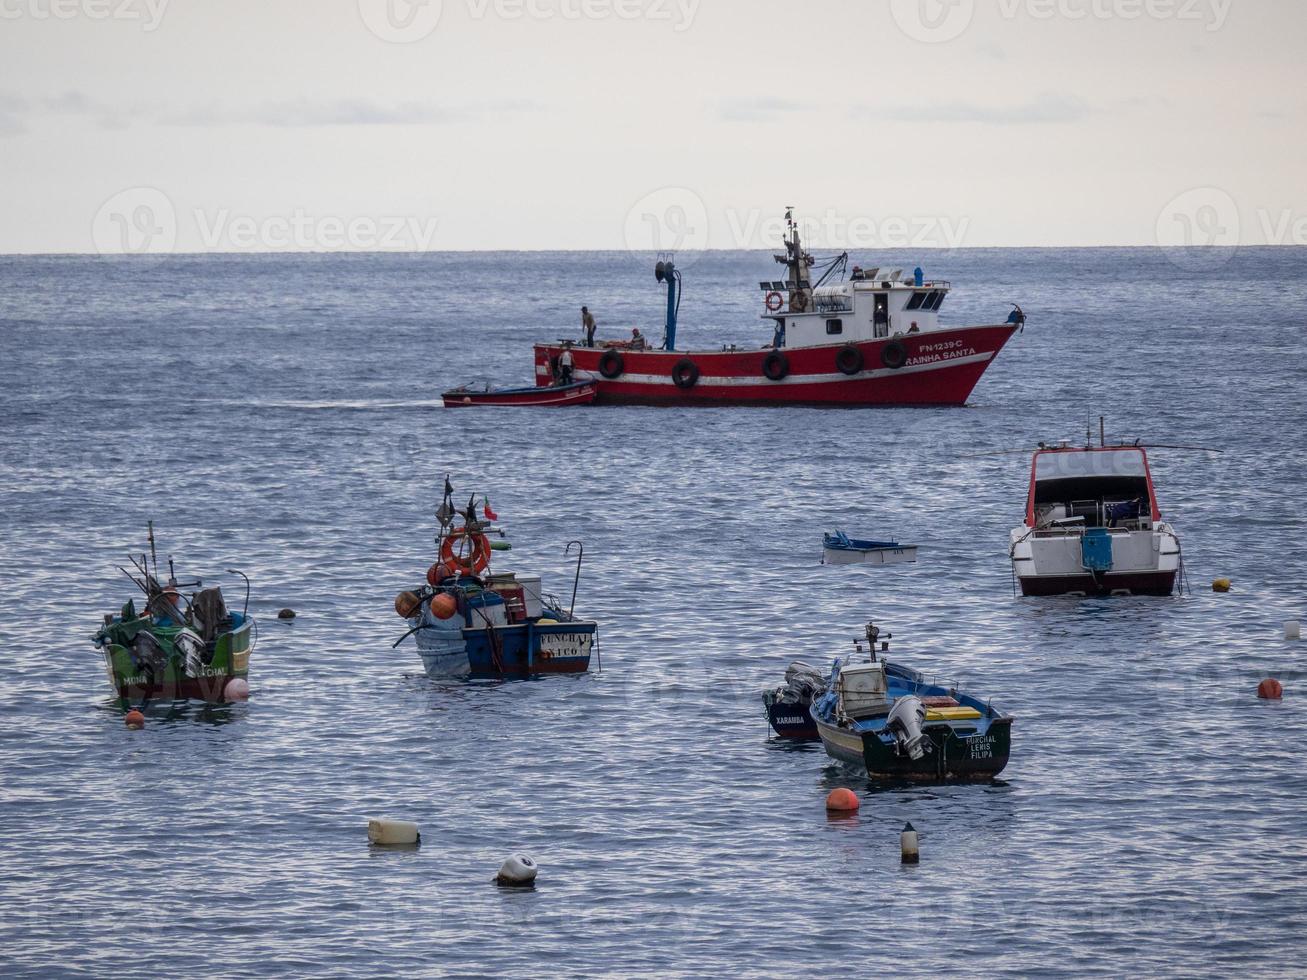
(92, 187, 178, 254)
(357, 0, 444, 43)
(889, 0, 1232, 43)
(92, 187, 441, 253)
(1257, 208, 1307, 246)
(193, 209, 440, 252)
(464, 0, 699, 30)
(724, 208, 970, 251)
(622, 186, 710, 268)
(1155, 186, 1240, 271)
(360, 0, 698, 40)
(621, 187, 971, 264)
(889, 0, 976, 44)
(0, 0, 171, 31)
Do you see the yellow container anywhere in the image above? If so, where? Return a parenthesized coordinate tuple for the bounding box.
(925, 706, 982, 721)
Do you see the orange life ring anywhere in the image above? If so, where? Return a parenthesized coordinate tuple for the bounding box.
(765, 291, 784, 312)
(440, 529, 491, 574)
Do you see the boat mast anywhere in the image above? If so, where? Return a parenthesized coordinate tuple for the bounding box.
(774, 207, 814, 313)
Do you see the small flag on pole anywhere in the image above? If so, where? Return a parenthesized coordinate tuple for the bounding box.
(483, 498, 498, 521)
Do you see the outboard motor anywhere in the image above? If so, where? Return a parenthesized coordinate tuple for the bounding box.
(131, 631, 169, 674)
(174, 629, 209, 675)
(886, 695, 931, 760)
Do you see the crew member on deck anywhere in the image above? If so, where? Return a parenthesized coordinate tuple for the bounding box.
(581, 306, 596, 347)
(557, 341, 575, 385)
(629, 328, 646, 350)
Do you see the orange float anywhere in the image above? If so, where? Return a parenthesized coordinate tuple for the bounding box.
(1258, 679, 1284, 700)
(825, 788, 860, 812)
(395, 591, 422, 619)
(429, 593, 458, 620)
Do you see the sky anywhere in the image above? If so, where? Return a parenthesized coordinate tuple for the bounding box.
(0, 0, 1304, 253)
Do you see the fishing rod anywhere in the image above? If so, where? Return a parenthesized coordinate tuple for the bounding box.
(147, 521, 158, 581)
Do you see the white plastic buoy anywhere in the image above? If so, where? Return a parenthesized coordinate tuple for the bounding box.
(1286, 621, 1302, 641)
(495, 854, 538, 886)
(223, 677, 250, 701)
(368, 818, 420, 846)
(901, 822, 920, 865)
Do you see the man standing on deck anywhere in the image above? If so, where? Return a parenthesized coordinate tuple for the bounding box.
(581, 306, 596, 347)
(557, 341, 575, 385)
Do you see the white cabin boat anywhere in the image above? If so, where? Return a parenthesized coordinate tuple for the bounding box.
(1009, 445, 1182, 597)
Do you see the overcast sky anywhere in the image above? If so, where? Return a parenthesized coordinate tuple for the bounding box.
(1, 0, 1303, 253)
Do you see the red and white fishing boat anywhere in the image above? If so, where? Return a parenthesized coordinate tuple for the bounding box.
(442, 380, 597, 408)
(534, 209, 1023, 407)
(1009, 442, 1183, 597)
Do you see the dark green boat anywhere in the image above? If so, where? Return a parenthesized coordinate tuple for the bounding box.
(93, 525, 254, 710)
(810, 623, 1013, 780)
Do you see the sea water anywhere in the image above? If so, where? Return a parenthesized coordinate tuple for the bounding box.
(0, 247, 1304, 977)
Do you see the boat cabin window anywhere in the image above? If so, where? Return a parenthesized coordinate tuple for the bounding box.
(826, 318, 843, 335)
(905, 291, 927, 311)
(1034, 476, 1151, 528)
(924, 291, 946, 312)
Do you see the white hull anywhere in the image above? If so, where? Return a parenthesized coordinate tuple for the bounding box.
(823, 545, 918, 566)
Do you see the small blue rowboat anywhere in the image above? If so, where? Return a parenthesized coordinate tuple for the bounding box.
(822, 531, 919, 566)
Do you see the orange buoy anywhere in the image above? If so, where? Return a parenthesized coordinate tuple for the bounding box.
(394, 591, 421, 619)
(1258, 679, 1284, 700)
(429, 593, 457, 620)
(426, 564, 446, 587)
(124, 710, 145, 729)
(825, 788, 860, 812)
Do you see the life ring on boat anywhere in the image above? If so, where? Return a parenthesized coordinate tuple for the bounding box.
(598, 349, 624, 379)
(764, 291, 784, 312)
(881, 340, 908, 370)
(440, 529, 490, 575)
(762, 351, 789, 381)
(835, 345, 864, 376)
(671, 358, 700, 389)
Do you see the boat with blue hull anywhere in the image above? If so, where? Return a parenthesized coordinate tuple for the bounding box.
(394, 480, 598, 679)
(810, 623, 1013, 780)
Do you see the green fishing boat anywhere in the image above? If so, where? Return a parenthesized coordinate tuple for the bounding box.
(93, 524, 255, 710)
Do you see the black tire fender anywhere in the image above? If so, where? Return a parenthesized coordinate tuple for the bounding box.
(881, 340, 908, 370)
(835, 345, 864, 376)
(762, 351, 789, 381)
(671, 358, 700, 389)
(598, 349, 624, 379)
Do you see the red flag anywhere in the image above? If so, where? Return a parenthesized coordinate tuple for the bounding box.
(483, 498, 498, 521)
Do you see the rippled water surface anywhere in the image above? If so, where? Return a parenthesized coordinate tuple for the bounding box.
(1, 248, 1305, 978)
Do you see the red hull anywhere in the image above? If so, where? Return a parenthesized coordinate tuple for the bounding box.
(1019, 570, 1178, 597)
(534, 325, 1017, 407)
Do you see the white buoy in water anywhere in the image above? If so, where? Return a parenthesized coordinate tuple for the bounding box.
(1286, 621, 1302, 641)
(368, 818, 420, 846)
(223, 677, 250, 701)
(495, 854, 538, 886)
(901, 822, 920, 864)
